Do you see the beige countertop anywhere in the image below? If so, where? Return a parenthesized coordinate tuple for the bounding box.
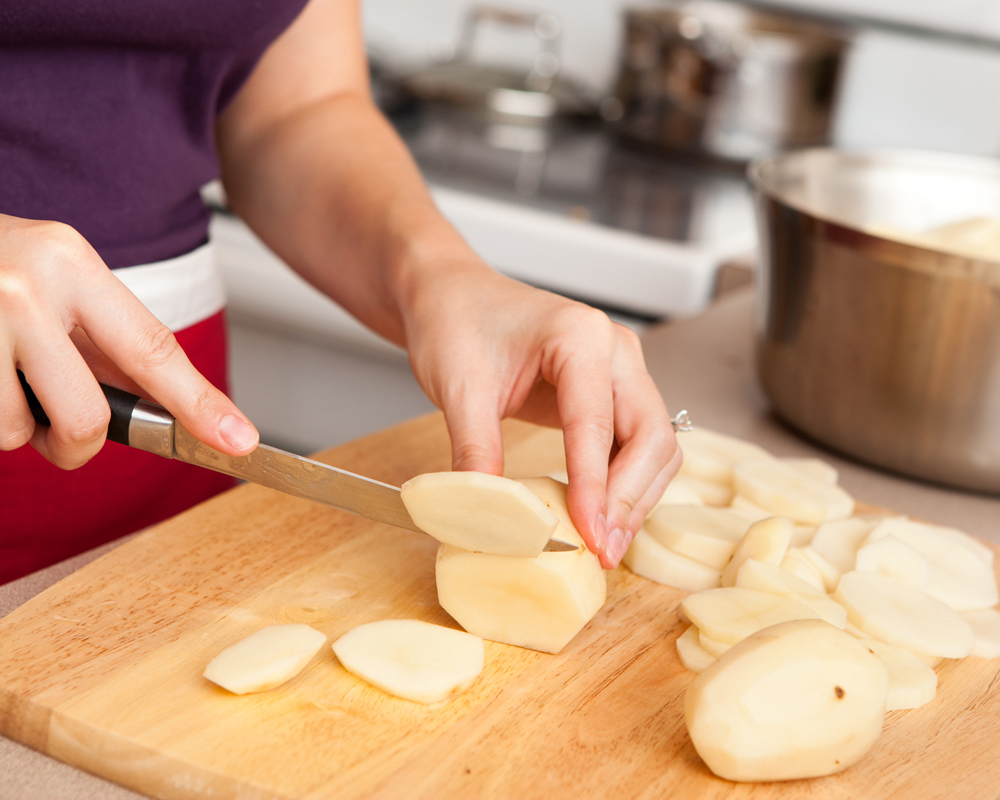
(2, 287, 998, 800)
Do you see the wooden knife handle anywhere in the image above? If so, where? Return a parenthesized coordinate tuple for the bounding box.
(17, 369, 141, 447)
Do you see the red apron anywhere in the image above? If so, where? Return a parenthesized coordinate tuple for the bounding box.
(0, 310, 237, 584)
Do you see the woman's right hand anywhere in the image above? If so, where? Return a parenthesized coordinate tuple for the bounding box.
(0, 214, 259, 469)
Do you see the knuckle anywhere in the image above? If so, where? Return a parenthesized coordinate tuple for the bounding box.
(0, 422, 33, 451)
(61, 406, 111, 448)
(564, 414, 616, 449)
(135, 322, 181, 371)
(452, 441, 499, 471)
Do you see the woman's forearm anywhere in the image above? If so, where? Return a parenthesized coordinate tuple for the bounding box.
(218, 91, 480, 349)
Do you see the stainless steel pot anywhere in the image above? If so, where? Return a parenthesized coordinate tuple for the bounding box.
(750, 148, 1000, 493)
(611, 1, 851, 161)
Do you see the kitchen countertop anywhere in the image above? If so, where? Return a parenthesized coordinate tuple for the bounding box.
(2, 287, 998, 800)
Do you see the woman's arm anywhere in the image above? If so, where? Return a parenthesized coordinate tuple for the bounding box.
(215, 0, 680, 567)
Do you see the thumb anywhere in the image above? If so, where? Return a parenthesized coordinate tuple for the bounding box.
(441, 384, 505, 475)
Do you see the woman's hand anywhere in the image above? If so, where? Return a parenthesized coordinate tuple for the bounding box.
(399, 256, 681, 569)
(0, 214, 258, 468)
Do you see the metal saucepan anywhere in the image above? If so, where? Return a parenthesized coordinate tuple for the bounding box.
(749, 148, 1000, 494)
(610, 1, 852, 161)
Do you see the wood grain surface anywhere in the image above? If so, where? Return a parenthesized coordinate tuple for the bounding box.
(1, 413, 998, 800)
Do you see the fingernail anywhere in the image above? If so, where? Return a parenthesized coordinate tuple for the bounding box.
(219, 414, 258, 453)
(606, 528, 626, 567)
(595, 512, 608, 552)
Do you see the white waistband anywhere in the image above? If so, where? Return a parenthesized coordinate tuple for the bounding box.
(112, 242, 226, 333)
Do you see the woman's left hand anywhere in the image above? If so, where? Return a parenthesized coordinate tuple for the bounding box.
(399, 256, 681, 569)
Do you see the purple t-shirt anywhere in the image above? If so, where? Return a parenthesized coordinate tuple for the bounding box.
(0, 0, 309, 268)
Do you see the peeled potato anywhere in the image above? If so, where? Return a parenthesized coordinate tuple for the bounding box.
(685, 619, 889, 782)
(644, 505, 752, 570)
(621, 529, 721, 592)
(401, 472, 558, 557)
(833, 571, 974, 659)
(866, 640, 937, 711)
(203, 624, 327, 695)
(779, 549, 826, 592)
(332, 619, 484, 704)
(796, 546, 841, 593)
(733, 459, 854, 525)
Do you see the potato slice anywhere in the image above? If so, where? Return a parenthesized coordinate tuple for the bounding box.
(401, 472, 558, 557)
(685, 619, 889, 782)
(203, 624, 327, 695)
(332, 619, 484, 704)
(727, 495, 772, 522)
(721, 517, 794, 588)
(779, 549, 826, 592)
(684, 476, 735, 507)
(865, 519, 999, 611)
(833, 571, 975, 658)
(960, 608, 1000, 659)
(810, 515, 887, 575)
(735, 559, 847, 629)
(621, 529, 721, 592)
(866, 640, 937, 711)
(733, 459, 854, 525)
(677, 428, 775, 485)
(698, 630, 733, 658)
(652, 477, 705, 509)
(681, 587, 823, 646)
(797, 546, 841, 593)
(855, 536, 930, 590)
(781, 457, 839, 486)
(644, 505, 752, 570)
(676, 625, 716, 673)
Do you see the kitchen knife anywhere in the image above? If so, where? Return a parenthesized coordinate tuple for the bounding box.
(17, 371, 578, 552)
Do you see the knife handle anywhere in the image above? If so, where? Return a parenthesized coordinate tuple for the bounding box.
(17, 369, 175, 456)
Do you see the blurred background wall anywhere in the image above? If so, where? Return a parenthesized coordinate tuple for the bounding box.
(363, 0, 1000, 157)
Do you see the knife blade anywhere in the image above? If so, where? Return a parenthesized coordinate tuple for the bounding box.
(17, 371, 577, 552)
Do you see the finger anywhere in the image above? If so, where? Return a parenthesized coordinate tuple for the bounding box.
(18, 333, 111, 469)
(75, 273, 258, 456)
(0, 363, 34, 451)
(602, 334, 679, 568)
(440, 379, 505, 476)
(546, 310, 617, 559)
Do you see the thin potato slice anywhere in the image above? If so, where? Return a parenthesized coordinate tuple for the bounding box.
(866, 640, 937, 711)
(685, 619, 888, 782)
(721, 517, 794, 588)
(203, 624, 327, 695)
(735, 559, 847, 629)
(833, 571, 974, 659)
(676, 625, 716, 673)
(332, 619, 484, 704)
(401, 472, 558, 557)
(961, 608, 1000, 659)
(779, 549, 826, 592)
(621, 529, 722, 592)
(652, 477, 706, 509)
(677, 427, 775, 485)
(855, 536, 930, 590)
(645, 505, 752, 570)
(681, 587, 823, 646)
(781, 457, 839, 486)
(810, 516, 888, 575)
(733, 459, 854, 525)
(865, 519, 999, 612)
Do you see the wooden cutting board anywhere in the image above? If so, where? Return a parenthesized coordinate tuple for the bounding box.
(1, 413, 999, 800)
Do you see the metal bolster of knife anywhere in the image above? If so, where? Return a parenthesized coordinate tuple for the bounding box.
(128, 399, 175, 458)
